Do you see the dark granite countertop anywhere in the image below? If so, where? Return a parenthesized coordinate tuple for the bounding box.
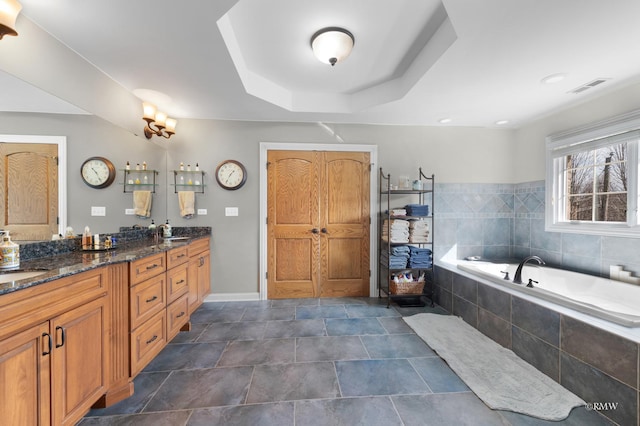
(0, 228, 211, 297)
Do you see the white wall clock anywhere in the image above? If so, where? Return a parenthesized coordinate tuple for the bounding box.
(215, 160, 247, 190)
(80, 156, 116, 189)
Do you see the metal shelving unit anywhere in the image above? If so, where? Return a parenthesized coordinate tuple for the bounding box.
(379, 167, 435, 307)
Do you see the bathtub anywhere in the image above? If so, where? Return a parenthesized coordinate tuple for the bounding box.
(457, 261, 640, 328)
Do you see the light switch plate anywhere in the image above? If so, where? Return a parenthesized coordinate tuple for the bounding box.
(125, 208, 135, 215)
(91, 206, 106, 216)
(197, 209, 207, 215)
(225, 207, 239, 217)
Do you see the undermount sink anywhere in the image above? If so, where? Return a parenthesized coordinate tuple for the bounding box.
(163, 237, 189, 241)
(0, 269, 49, 284)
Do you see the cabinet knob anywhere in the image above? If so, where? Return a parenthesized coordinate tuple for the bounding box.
(311, 228, 319, 234)
(321, 228, 328, 234)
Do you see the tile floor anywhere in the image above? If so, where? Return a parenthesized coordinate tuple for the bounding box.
(80, 297, 612, 425)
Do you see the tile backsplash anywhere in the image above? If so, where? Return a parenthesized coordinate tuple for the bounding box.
(434, 181, 640, 279)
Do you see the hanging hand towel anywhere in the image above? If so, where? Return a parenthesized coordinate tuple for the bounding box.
(178, 191, 195, 219)
(133, 190, 152, 218)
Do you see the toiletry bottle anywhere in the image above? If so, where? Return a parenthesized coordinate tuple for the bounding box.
(149, 219, 156, 230)
(163, 220, 172, 238)
(0, 230, 19, 269)
(142, 161, 147, 170)
(83, 226, 91, 250)
(195, 163, 199, 171)
(136, 163, 141, 171)
(125, 161, 130, 170)
(179, 162, 184, 171)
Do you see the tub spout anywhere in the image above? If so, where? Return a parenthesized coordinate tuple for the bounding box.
(513, 256, 545, 284)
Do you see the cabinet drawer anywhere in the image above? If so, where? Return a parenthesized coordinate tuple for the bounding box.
(188, 237, 210, 257)
(167, 294, 189, 342)
(130, 310, 166, 376)
(130, 274, 166, 330)
(130, 253, 166, 285)
(167, 263, 189, 304)
(167, 246, 189, 269)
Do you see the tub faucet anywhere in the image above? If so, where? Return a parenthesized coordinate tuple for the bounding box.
(513, 255, 545, 284)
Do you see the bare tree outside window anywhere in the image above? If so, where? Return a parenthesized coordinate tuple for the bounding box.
(565, 143, 627, 222)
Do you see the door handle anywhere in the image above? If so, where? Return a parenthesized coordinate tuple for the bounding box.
(55, 326, 65, 348)
(42, 333, 52, 356)
(311, 228, 319, 234)
(321, 228, 328, 234)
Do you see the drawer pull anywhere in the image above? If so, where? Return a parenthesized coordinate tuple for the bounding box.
(146, 335, 158, 344)
(146, 295, 158, 303)
(176, 279, 185, 285)
(55, 326, 65, 348)
(146, 263, 159, 270)
(177, 254, 186, 258)
(42, 333, 52, 356)
(176, 311, 186, 318)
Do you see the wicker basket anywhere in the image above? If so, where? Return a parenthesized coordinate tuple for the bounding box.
(390, 280, 423, 295)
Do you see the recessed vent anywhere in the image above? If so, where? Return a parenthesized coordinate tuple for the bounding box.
(568, 78, 609, 94)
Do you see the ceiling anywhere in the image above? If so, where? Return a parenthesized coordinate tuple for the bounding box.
(3, 0, 640, 129)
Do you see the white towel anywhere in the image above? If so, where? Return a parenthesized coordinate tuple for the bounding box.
(178, 191, 195, 219)
(133, 191, 152, 218)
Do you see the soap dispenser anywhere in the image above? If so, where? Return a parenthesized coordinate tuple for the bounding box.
(0, 230, 19, 269)
(148, 220, 156, 230)
(163, 220, 172, 238)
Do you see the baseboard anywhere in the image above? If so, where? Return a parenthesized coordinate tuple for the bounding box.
(204, 292, 261, 303)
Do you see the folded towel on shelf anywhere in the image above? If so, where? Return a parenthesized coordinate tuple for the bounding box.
(405, 204, 429, 217)
(133, 190, 152, 218)
(178, 191, 195, 219)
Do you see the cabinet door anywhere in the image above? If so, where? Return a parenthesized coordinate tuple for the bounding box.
(187, 256, 201, 313)
(0, 322, 51, 426)
(197, 251, 211, 303)
(51, 297, 107, 426)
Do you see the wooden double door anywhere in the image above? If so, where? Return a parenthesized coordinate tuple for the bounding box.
(267, 150, 370, 299)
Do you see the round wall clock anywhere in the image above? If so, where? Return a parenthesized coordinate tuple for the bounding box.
(215, 160, 247, 190)
(80, 156, 116, 189)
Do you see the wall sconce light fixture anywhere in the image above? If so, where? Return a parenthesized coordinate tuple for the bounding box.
(142, 102, 177, 139)
(310, 27, 354, 66)
(0, 0, 22, 40)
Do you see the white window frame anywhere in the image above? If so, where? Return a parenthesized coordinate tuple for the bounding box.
(546, 109, 640, 238)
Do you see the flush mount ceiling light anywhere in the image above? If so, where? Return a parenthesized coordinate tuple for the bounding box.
(311, 27, 354, 66)
(0, 0, 22, 40)
(438, 118, 452, 124)
(142, 102, 177, 139)
(495, 120, 510, 125)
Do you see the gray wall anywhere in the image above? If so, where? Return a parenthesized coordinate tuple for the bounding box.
(1, 80, 639, 297)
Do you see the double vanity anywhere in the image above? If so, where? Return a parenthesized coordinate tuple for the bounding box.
(0, 229, 211, 426)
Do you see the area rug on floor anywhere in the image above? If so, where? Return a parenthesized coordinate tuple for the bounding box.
(403, 313, 585, 421)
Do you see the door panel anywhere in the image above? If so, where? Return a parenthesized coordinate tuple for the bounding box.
(267, 150, 370, 299)
(0, 142, 58, 240)
(267, 151, 319, 299)
(320, 152, 370, 297)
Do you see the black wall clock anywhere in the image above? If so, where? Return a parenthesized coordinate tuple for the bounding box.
(215, 160, 247, 190)
(80, 156, 116, 189)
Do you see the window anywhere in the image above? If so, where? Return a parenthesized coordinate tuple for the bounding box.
(546, 110, 640, 237)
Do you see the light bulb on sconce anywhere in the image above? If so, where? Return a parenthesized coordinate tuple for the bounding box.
(142, 102, 177, 139)
(0, 0, 22, 40)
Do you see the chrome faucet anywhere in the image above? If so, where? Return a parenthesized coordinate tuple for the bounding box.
(513, 255, 545, 284)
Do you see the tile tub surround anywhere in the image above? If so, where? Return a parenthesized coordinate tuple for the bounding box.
(80, 298, 608, 425)
(434, 181, 640, 278)
(434, 264, 639, 426)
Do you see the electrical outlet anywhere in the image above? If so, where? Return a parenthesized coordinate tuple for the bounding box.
(91, 206, 106, 216)
(125, 208, 135, 215)
(225, 207, 239, 217)
(197, 209, 207, 215)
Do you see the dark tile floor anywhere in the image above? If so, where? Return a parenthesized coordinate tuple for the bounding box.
(80, 297, 612, 425)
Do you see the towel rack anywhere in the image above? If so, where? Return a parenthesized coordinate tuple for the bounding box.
(121, 169, 159, 193)
(171, 170, 206, 193)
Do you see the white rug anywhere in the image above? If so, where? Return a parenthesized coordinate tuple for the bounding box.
(403, 313, 585, 421)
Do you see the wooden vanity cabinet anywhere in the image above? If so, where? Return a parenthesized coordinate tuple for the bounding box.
(166, 248, 190, 341)
(0, 267, 109, 426)
(187, 237, 211, 313)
